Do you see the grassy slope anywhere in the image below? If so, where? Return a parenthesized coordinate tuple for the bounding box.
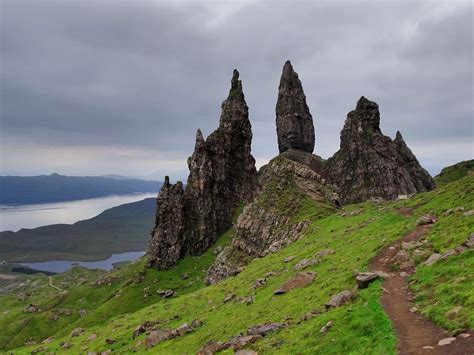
(3, 175, 472, 354)
(0, 198, 155, 262)
(434, 159, 473, 186)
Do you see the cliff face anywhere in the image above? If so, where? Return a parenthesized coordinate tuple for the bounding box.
(147, 70, 257, 270)
(205, 151, 337, 285)
(276, 61, 315, 154)
(327, 96, 435, 204)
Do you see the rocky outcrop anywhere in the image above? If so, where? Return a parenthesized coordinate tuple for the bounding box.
(147, 70, 257, 269)
(276, 61, 315, 154)
(327, 96, 435, 204)
(205, 153, 337, 284)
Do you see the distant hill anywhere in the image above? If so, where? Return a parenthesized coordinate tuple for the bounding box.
(0, 198, 156, 262)
(0, 173, 161, 204)
(434, 159, 474, 186)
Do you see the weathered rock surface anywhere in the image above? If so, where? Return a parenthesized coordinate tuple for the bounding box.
(355, 272, 379, 289)
(276, 61, 315, 154)
(274, 271, 316, 294)
(205, 154, 336, 284)
(327, 96, 435, 204)
(325, 290, 353, 309)
(148, 70, 257, 269)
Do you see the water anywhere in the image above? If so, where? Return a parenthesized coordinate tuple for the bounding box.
(0, 193, 156, 232)
(19, 251, 146, 273)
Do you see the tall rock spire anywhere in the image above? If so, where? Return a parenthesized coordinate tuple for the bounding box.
(328, 97, 435, 204)
(276, 60, 315, 154)
(147, 70, 257, 270)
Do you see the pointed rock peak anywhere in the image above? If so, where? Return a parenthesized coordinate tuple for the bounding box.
(164, 175, 170, 187)
(356, 96, 379, 111)
(227, 69, 243, 100)
(395, 130, 404, 142)
(195, 129, 205, 146)
(282, 60, 297, 78)
(276, 60, 315, 153)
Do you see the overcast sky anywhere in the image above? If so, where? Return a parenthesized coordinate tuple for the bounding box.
(1, 0, 472, 180)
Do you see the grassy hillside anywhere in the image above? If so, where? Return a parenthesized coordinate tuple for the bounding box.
(434, 159, 473, 186)
(1, 175, 472, 354)
(0, 198, 155, 262)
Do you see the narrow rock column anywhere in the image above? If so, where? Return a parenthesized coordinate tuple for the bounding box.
(276, 60, 315, 154)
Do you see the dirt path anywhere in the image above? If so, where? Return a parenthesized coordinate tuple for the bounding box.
(370, 224, 473, 354)
(48, 276, 62, 292)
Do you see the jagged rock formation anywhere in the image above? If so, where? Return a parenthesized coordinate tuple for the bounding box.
(147, 70, 257, 269)
(205, 152, 337, 284)
(327, 96, 435, 204)
(276, 61, 315, 154)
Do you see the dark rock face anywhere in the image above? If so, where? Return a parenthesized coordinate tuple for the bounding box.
(276, 61, 315, 154)
(327, 96, 435, 204)
(147, 70, 257, 270)
(205, 153, 337, 284)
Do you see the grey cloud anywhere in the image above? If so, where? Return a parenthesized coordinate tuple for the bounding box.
(1, 0, 472, 178)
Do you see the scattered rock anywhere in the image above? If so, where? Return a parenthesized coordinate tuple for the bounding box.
(191, 319, 203, 328)
(197, 341, 229, 355)
(301, 309, 322, 321)
(145, 329, 175, 348)
(462, 210, 474, 217)
(223, 293, 236, 303)
(445, 306, 462, 318)
(24, 304, 40, 313)
(315, 249, 335, 257)
(274, 272, 316, 294)
(87, 333, 98, 341)
(243, 295, 254, 305)
(320, 321, 333, 333)
(458, 333, 470, 338)
(235, 350, 258, 355)
(355, 272, 379, 289)
(438, 337, 456, 346)
(441, 250, 458, 259)
(392, 250, 410, 264)
(41, 337, 54, 344)
(79, 309, 87, 317)
(253, 278, 267, 289)
(401, 242, 416, 250)
(399, 272, 408, 277)
(105, 338, 115, 345)
(70, 327, 83, 337)
(399, 260, 415, 269)
(416, 214, 437, 226)
(181, 272, 190, 279)
(247, 322, 288, 336)
(157, 289, 174, 298)
(57, 308, 74, 316)
(463, 233, 474, 248)
(283, 256, 296, 263)
(60, 341, 72, 349)
(176, 323, 193, 336)
(409, 307, 418, 313)
(294, 258, 319, 270)
(325, 290, 353, 309)
(424, 253, 442, 266)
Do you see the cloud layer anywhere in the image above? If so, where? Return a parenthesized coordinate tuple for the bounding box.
(1, 0, 472, 179)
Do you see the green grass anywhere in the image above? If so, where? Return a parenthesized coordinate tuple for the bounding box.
(434, 159, 474, 186)
(2, 173, 472, 354)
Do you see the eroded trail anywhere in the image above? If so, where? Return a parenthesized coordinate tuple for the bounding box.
(370, 225, 473, 354)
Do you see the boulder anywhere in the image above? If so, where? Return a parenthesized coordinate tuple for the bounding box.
(320, 321, 333, 333)
(355, 272, 379, 289)
(294, 258, 320, 271)
(70, 327, 83, 337)
(424, 253, 442, 266)
(325, 290, 353, 309)
(145, 329, 175, 348)
(416, 214, 437, 226)
(438, 337, 456, 346)
(274, 272, 316, 294)
(247, 322, 288, 336)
